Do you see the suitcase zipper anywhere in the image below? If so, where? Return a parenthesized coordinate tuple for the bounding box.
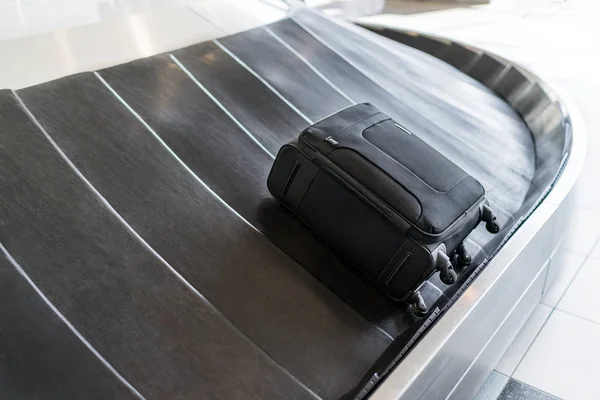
(298, 141, 485, 243)
(280, 161, 301, 197)
(325, 136, 338, 146)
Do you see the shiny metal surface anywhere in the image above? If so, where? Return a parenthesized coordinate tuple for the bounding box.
(369, 201, 558, 400)
(0, 0, 207, 41)
(447, 259, 549, 400)
(361, 23, 586, 400)
(0, 7, 222, 90)
(0, 0, 289, 90)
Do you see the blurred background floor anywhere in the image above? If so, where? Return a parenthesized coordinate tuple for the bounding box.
(0, 0, 196, 41)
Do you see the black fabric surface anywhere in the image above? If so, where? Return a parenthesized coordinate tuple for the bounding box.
(0, 90, 317, 400)
(0, 252, 137, 400)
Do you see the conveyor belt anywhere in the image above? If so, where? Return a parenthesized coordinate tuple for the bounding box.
(0, 251, 137, 399)
(0, 11, 537, 400)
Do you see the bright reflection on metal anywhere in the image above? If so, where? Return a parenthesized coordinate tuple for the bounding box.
(55, 29, 76, 74)
(16, 0, 25, 28)
(234, 0, 288, 23)
(128, 15, 154, 57)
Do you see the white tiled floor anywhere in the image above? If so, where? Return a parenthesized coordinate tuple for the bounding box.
(0, 0, 290, 89)
(495, 303, 552, 376)
(0, 0, 293, 44)
(0, 7, 225, 89)
(561, 208, 600, 255)
(360, 1, 600, 399)
(591, 239, 600, 260)
(541, 250, 586, 308)
(307, 0, 384, 17)
(0, 0, 200, 42)
(558, 258, 600, 325)
(514, 310, 600, 400)
(474, 371, 510, 400)
(572, 176, 600, 212)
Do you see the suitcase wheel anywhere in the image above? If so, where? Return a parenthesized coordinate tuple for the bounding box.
(410, 292, 428, 317)
(482, 204, 501, 234)
(439, 267, 457, 285)
(456, 243, 471, 266)
(437, 252, 457, 285)
(486, 220, 500, 234)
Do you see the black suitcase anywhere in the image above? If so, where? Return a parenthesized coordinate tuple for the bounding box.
(267, 103, 499, 315)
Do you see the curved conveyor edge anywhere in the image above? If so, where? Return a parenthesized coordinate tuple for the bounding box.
(358, 23, 587, 400)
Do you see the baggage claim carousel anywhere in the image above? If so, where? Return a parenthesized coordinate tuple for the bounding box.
(0, 2, 584, 399)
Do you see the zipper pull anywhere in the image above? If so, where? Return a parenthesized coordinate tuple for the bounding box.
(395, 123, 412, 135)
(325, 136, 338, 145)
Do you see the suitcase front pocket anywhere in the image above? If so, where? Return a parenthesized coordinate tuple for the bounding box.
(298, 170, 405, 281)
(362, 119, 467, 193)
(328, 148, 422, 224)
